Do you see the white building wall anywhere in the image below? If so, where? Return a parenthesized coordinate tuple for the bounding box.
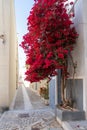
(0, 0, 10, 106)
(73, 0, 87, 116)
(0, 0, 17, 107)
(83, 0, 87, 116)
(72, 0, 85, 78)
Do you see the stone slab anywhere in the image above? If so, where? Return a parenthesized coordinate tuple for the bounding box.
(56, 108, 85, 121)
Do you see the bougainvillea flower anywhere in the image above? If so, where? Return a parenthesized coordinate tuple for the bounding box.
(20, 0, 78, 82)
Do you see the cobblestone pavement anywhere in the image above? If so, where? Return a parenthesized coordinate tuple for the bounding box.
(0, 84, 64, 130)
(0, 109, 63, 130)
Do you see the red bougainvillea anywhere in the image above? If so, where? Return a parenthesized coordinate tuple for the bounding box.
(20, 0, 78, 83)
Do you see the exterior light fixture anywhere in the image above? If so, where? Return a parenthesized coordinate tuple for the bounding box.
(0, 34, 5, 43)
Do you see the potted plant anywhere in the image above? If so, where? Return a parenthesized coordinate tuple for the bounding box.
(43, 84, 49, 105)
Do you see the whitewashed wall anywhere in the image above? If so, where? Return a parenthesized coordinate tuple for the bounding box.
(72, 0, 87, 117)
(0, 0, 17, 107)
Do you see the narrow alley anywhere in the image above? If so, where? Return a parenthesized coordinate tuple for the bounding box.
(0, 83, 63, 130)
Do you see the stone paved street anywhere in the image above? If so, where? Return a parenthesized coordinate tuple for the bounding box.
(0, 84, 64, 130)
(0, 110, 63, 130)
(13, 86, 24, 110)
(25, 87, 50, 109)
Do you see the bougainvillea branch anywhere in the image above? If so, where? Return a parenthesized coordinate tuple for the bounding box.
(20, 0, 78, 83)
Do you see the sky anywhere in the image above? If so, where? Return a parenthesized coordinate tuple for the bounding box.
(15, 0, 34, 74)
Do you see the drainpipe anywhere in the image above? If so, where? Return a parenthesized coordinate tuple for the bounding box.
(55, 69, 61, 116)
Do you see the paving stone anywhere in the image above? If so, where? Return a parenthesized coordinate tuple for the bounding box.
(32, 128, 40, 130)
(18, 113, 30, 118)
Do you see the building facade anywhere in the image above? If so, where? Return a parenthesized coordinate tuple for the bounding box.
(49, 0, 87, 119)
(73, 0, 87, 117)
(0, 0, 17, 108)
